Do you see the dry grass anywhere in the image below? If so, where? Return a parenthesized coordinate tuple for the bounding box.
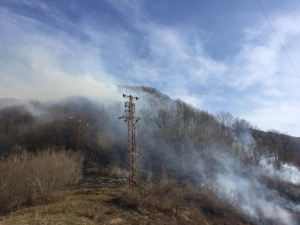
(122, 178, 183, 215)
(121, 177, 253, 225)
(184, 184, 246, 224)
(0, 148, 83, 213)
(0, 174, 259, 225)
(78, 210, 96, 220)
(0, 142, 257, 225)
(85, 162, 126, 179)
(103, 207, 116, 215)
(0, 176, 185, 225)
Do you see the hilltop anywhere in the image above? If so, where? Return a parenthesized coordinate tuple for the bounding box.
(0, 86, 300, 224)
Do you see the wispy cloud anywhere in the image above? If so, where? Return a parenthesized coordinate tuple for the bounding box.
(0, 6, 118, 101)
(0, 0, 300, 135)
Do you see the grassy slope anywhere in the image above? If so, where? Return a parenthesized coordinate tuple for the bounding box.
(0, 176, 252, 225)
(0, 176, 191, 225)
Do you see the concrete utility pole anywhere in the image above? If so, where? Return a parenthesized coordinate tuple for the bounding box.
(119, 94, 141, 190)
(69, 117, 88, 151)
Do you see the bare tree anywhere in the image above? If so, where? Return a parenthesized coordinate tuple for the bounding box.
(153, 106, 174, 129)
(267, 129, 281, 169)
(279, 133, 294, 163)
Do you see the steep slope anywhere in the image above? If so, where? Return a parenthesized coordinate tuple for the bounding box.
(0, 86, 300, 224)
(0, 175, 255, 225)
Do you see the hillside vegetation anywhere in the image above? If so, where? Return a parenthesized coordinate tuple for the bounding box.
(0, 86, 300, 224)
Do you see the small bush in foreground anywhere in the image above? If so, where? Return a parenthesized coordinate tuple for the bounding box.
(122, 178, 183, 215)
(0, 147, 83, 213)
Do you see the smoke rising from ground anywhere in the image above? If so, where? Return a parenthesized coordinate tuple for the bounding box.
(1, 86, 300, 224)
(130, 88, 300, 225)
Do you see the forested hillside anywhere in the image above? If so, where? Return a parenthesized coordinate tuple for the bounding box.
(1, 86, 300, 225)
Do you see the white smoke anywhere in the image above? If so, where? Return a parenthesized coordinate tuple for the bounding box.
(211, 152, 297, 225)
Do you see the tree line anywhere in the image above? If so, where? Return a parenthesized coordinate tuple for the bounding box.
(0, 86, 299, 175)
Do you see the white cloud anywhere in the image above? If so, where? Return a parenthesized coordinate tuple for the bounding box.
(1, 1, 300, 136)
(0, 7, 119, 101)
(215, 12, 300, 136)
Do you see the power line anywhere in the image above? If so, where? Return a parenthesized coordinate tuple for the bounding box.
(123, 0, 135, 80)
(103, 22, 121, 67)
(123, 0, 277, 128)
(124, 0, 171, 39)
(256, 0, 300, 80)
(55, 0, 121, 74)
(214, 0, 296, 111)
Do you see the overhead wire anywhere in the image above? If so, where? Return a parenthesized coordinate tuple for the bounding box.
(60, 0, 296, 121)
(55, 0, 121, 74)
(124, 0, 171, 38)
(123, 0, 135, 81)
(256, 0, 300, 80)
(213, 0, 297, 111)
(81, 0, 137, 91)
(123, 0, 278, 128)
(103, 22, 121, 68)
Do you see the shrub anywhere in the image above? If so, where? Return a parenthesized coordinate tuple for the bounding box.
(0, 147, 83, 213)
(121, 177, 246, 225)
(122, 177, 183, 215)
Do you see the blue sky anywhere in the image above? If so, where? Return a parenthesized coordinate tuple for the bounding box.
(0, 0, 300, 136)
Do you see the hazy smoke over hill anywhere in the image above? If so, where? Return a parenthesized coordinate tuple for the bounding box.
(0, 86, 300, 224)
(131, 87, 300, 225)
